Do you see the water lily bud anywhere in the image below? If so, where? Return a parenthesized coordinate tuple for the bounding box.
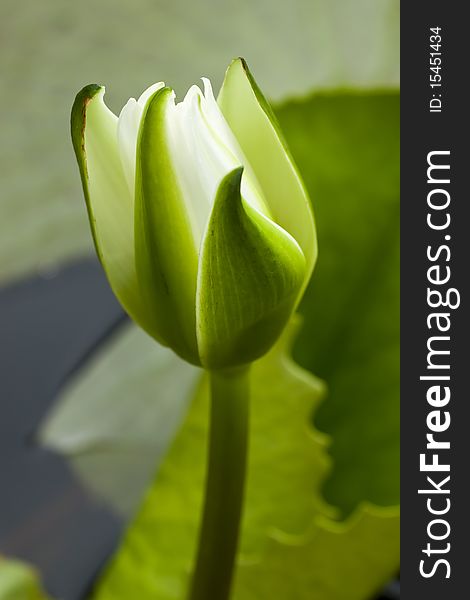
(71, 58, 317, 369)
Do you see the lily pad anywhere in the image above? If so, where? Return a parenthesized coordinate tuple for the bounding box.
(40, 325, 199, 516)
(0, 557, 51, 600)
(279, 92, 400, 513)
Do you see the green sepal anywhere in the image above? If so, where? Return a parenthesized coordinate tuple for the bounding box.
(196, 167, 306, 369)
(71, 85, 155, 339)
(218, 59, 317, 294)
(71, 84, 106, 262)
(135, 87, 200, 364)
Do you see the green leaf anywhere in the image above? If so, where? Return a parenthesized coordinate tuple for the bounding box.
(196, 167, 306, 368)
(0, 0, 398, 286)
(40, 325, 199, 516)
(276, 92, 400, 514)
(0, 557, 51, 600)
(91, 320, 398, 600)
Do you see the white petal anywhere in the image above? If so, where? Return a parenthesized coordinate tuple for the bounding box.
(201, 78, 269, 216)
(164, 78, 269, 248)
(138, 82, 166, 108)
(117, 82, 165, 194)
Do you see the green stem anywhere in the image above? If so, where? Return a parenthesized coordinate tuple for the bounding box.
(188, 366, 250, 600)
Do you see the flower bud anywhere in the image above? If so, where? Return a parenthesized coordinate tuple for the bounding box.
(71, 59, 317, 368)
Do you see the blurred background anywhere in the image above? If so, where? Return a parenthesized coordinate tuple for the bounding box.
(0, 1, 399, 598)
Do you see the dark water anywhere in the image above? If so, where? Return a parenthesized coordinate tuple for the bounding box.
(0, 260, 123, 599)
